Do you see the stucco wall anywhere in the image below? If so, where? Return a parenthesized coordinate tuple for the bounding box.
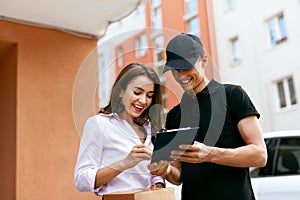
(0, 20, 99, 200)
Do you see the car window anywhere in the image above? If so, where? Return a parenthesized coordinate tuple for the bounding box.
(251, 136, 300, 178)
(251, 138, 278, 177)
(275, 137, 300, 175)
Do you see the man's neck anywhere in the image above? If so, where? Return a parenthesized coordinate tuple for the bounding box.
(190, 77, 210, 96)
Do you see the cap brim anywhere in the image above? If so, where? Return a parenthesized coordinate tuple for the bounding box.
(163, 58, 196, 73)
(162, 64, 175, 73)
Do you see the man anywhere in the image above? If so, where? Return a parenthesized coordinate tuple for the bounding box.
(148, 33, 267, 200)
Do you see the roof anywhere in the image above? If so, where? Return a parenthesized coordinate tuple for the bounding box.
(263, 130, 300, 139)
(0, 0, 147, 39)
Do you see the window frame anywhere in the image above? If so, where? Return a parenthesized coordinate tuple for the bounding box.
(230, 36, 241, 63)
(152, 6, 162, 29)
(135, 34, 148, 58)
(186, 16, 200, 36)
(185, 0, 198, 14)
(266, 12, 288, 47)
(183, 0, 200, 37)
(117, 47, 123, 67)
(227, 0, 236, 10)
(251, 136, 300, 178)
(275, 137, 300, 175)
(273, 76, 297, 111)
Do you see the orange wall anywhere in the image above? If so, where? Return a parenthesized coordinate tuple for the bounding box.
(162, 0, 185, 32)
(115, 30, 154, 75)
(0, 41, 17, 200)
(0, 20, 99, 200)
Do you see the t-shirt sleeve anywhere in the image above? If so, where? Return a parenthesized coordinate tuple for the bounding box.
(229, 85, 260, 124)
(165, 105, 181, 130)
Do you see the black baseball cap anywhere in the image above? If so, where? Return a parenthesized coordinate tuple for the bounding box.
(163, 33, 205, 73)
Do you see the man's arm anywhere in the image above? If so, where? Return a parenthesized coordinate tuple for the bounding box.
(170, 116, 267, 168)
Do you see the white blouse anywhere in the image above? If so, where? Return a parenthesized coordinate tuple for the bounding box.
(74, 113, 164, 195)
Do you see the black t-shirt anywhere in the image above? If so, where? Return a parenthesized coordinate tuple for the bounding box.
(165, 80, 260, 200)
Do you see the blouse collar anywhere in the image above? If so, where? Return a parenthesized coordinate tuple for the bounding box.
(99, 112, 151, 127)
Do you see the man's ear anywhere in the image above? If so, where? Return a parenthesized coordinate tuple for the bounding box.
(201, 54, 208, 66)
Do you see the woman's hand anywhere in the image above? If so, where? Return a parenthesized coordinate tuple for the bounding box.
(121, 144, 152, 169)
(94, 144, 152, 188)
(148, 160, 182, 185)
(148, 160, 171, 176)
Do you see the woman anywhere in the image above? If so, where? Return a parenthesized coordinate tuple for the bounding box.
(74, 63, 165, 196)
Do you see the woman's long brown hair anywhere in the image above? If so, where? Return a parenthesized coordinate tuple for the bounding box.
(100, 63, 163, 141)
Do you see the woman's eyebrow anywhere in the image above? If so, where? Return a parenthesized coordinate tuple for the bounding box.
(133, 86, 144, 91)
(134, 87, 154, 93)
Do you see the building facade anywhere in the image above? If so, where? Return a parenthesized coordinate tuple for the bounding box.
(97, 1, 300, 199)
(98, 0, 218, 112)
(212, 0, 300, 131)
(98, 0, 300, 131)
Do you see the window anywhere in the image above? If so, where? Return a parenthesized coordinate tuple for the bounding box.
(227, 0, 235, 10)
(187, 17, 200, 36)
(276, 138, 300, 175)
(152, 7, 162, 28)
(151, 0, 161, 8)
(153, 36, 163, 63)
(267, 13, 287, 47)
(131, 4, 145, 16)
(230, 36, 241, 62)
(274, 76, 297, 110)
(185, 0, 198, 14)
(152, 35, 166, 109)
(153, 35, 164, 73)
(184, 0, 199, 36)
(151, 0, 162, 29)
(135, 34, 148, 58)
(117, 47, 123, 67)
(98, 53, 109, 108)
(251, 136, 300, 177)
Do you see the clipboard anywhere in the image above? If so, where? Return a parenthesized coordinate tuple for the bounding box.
(151, 127, 199, 163)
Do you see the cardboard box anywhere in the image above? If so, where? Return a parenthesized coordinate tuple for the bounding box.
(102, 187, 175, 200)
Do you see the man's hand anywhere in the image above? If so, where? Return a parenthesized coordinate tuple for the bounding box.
(170, 141, 213, 163)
